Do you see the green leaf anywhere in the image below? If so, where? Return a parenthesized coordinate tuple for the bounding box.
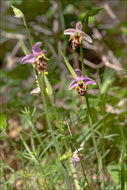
(18, 35, 30, 55)
(11, 5, 24, 18)
(108, 164, 121, 184)
(88, 8, 103, 16)
(0, 113, 7, 131)
(123, 28, 127, 35)
(64, 4, 75, 14)
(46, 6, 56, 19)
(44, 75, 54, 104)
(61, 52, 77, 78)
(8, 0, 22, 5)
(82, 8, 103, 29)
(101, 67, 115, 94)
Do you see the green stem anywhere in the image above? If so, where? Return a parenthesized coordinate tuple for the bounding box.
(37, 73, 61, 157)
(80, 160, 91, 190)
(18, 36, 30, 55)
(101, 94, 106, 169)
(51, 102, 63, 131)
(53, 104, 59, 122)
(121, 147, 125, 190)
(22, 16, 33, 48)
(52, 104, 82, 189)
(119, 123, 126, 190)
(80, 43, 85, 77)
(85, 94, 99, 160)
(37, 72, 71, 189)
(69, 156, 81, 190)
(67, 124, 90, 189)
(85, 94, 104, 187)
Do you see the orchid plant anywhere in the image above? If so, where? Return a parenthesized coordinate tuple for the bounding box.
(64, 22, 92, 50)
(63, 20, 104, 187)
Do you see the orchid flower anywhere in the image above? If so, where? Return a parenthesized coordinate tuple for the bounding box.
(69, 69, 96, 96)
(64, 22, 92, 50)
(21, 42, 49, 72)
(72, 148, 84, 167)
(30, 85, 40, 96)
(30, 72, 48, 96)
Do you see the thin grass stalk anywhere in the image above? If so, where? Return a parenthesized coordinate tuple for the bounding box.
(18, 35, 30, 55)
(85, 93, 104, 188)
(121, 147, 125, 190)
(18, 131, 49, 189)
(58, 1, 65, 32)
(22, 16, 33, 48)
(63, 137, 82, 190)
(85, 94, 99, 161)
(25, 116, 44, 148)
(51, 102, 64, 131)
(67, 124, 90, 189)
(101, 94, 106, 170)
(80, 160, 91, 190)
(80, 43, 85, 77)
(68, 157, 81, 190)
(37, 73, 61, 157)
(119, 123, 126, 190)
(1, 162, 9, 189)
(37, 72, 72, 189)
(80, 42, 104, 187)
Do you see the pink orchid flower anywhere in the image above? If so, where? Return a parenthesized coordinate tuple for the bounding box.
(21, 42, 49, 72)
(64, 22, 92, 50)
(72, 148, 84, 167)
(69, 69, 96, 96)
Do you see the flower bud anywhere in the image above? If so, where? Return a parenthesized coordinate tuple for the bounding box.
(11, 5, 24, 18)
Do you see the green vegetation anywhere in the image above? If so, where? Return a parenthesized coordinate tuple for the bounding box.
(0, 0, 126, 189)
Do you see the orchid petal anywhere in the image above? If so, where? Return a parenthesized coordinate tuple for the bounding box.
(73, 148, 83, 157)
(74, 69, 82, 77)
(22, 57, 36, 64)
(32, 42, 42, 56)
(76, 22, 83, 31)
(85, 80, 96, 85)
(42, 49, 47, 56)
(64, 29, 76, 35)
(82, 33, 92, 43)
(74, 76, 84, 82)
(30, 86, 40, 95)
(72, 157, 80, 163)
(82, 77, 96, 85)
(68, 80, 78, 90)
(21, 54, 35, 64)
